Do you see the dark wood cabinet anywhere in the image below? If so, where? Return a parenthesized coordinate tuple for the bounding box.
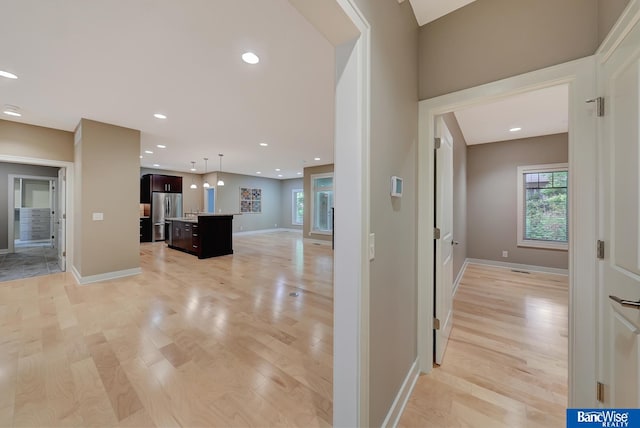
(140, 174, 182, 203)
(140, 217, 152, 242)
(168, 215, 234, 259)
(150, 174, 182, 193)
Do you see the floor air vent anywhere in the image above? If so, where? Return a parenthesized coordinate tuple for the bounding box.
(511, 269, 531, 274)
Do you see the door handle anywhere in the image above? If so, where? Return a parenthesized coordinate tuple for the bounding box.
(451, 241, 460, 246)
(609, 295, 640, 309)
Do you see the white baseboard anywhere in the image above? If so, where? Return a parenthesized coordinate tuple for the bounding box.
(72, 266, 142, 285)
(381, 358, 420, 428)
(0, 249, 8, 255)
(233, 228, 302, 236)
(452, 260, 469, 297)
(466, 258, 568, 276)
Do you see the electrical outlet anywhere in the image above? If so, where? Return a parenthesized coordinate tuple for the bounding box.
(92, 212, 104, 221)
(502, 250, 508, 258)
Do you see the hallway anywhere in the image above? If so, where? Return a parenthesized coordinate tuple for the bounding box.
(399, 264, 568, 428)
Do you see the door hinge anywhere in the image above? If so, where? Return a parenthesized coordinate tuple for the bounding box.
(597, 381, 605, 403)
(586, 97, 605, 117)
(433, 318, 440, 330)
(597, 240, 605, 259)
(62, 213, 66, 220)
(434, 227, 441, 239)
(434, 137, 441, 149)
(62, 251, 66, 257)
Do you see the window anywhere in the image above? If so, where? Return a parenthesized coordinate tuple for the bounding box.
(311, 173, 333, 234)
(292, 189, 303, 225)
(517, 163, 568, 250)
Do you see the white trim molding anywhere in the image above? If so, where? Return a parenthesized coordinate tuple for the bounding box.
(72, 266, 142, 286)
(452, 260, 469, 297)
(417, 55, 597, 409)
(381, 358, 420, 428)
(233, 228, 301, 236)
(466, 258, 569, 276)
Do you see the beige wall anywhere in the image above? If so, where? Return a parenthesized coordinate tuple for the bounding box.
(442, 113, 467, 282)
(350, 0, 419, 425)
(418, 0, 629, 99)
(74, 119, 140, 278)
(280, 178, 303, 230)
(467, 133, 569, 269)
(303, 164, 334, 242)
(0, 119, 74, 162)
(598, 0, 630, 43)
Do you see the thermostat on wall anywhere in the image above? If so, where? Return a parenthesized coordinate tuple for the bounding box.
(391, 176, 403, 197)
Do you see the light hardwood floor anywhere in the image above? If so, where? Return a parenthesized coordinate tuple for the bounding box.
(399, 263, 568, 428)
(0, 231, 333, 427)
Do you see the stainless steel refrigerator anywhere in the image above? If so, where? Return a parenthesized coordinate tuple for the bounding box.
(152, 193, 182, 241)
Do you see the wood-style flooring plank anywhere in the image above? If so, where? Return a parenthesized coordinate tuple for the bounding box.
(399, 263, 568, 428)
(0, 232, 333, 426)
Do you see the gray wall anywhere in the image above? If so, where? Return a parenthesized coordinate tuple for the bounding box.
(280, 178, 303, 230)
(214, 172, 281, 233)
(467, 133, 569, 269)
(442, 113, 467, 282)
(0, 163, 60, 250)
(418, 0, 629, 99)
(351, 0, 418, 425)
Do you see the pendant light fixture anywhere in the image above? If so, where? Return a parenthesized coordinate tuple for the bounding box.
(189, 162, 197, 189)
(203, 157, 210, 188)
(217, 154, 225, 186)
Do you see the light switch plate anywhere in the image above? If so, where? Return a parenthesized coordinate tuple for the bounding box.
(369, 233, 375, 260)
(92, 212, 104, 221)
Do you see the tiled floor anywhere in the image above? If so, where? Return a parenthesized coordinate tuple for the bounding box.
(0, 245, 61, 282)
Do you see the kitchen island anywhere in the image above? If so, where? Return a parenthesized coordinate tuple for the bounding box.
(166, 214, 238, 259)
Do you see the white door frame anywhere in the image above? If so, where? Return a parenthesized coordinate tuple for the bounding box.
(332, 0, 370, 426)
(1, 155, 74, 272)
(417, 56, 598, 406)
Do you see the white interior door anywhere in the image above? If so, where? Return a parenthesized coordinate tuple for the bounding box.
(56, 168, 66, 271)
(598, 9, 640, 407)
(434, 116, 454, 365)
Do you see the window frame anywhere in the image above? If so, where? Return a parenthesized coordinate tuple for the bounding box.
(310, 172, 334, 235)
(516, 163, 569, 251)
(292, 188, 303, 226)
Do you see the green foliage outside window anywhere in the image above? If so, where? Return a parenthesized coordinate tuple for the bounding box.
(524, 171, 568, 242)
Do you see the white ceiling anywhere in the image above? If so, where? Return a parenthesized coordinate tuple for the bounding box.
(408, 0, 478, 26)
(0, 0, 335, 179)
(454, 84, 569, 145)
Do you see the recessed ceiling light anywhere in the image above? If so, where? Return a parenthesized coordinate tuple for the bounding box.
(256, 171, 261, 174)
(153, 163, 160, 167)
(139, 155, 143, 159)
(297, 172, 302, 175)
(509, 127, 522, 132)
(277, 174, 283, 177)
(0, 70, 18, 79)
(259, 143, 268, 147)
(156, 144, 166, 149)
(314, 157, 321, 161)
(242, 52, 260, 64)
(275, 168, 281, 172)
(145, 150, 153, 154)
(154, 113, 167, 119)
(2, 105, 21, 117)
